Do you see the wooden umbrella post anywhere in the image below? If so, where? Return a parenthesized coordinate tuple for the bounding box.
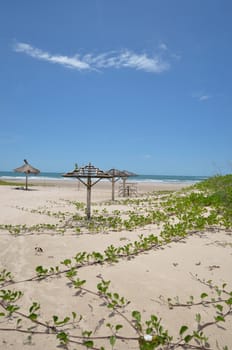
(122, 177, 127, 197)
(25, 174, 28, 190)
(86, 173, 91, 220)
(111, 168, 116, 201)
(112, 177, 115, 201)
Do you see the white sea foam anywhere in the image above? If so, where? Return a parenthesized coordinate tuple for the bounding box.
(0, 172, 207, 184)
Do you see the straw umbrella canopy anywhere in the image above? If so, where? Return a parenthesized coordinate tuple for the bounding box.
(63, 163, 113, 219)
(14, 159, 40, 190)
(121, 170, 137, 177)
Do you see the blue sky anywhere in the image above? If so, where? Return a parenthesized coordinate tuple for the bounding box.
(0, 1, 231, 176)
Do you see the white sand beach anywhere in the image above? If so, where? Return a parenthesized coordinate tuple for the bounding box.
(0, 179, 231, 349)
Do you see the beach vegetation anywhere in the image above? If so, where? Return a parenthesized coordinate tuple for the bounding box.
(0, 175, 232, 348)
(0, 268, 231, 349)
(0, 180, 25, 187)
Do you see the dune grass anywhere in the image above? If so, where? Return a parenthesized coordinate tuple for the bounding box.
(0, 180, 25, 186)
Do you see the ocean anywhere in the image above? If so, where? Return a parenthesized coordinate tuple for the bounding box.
(0, 171, 208, 184)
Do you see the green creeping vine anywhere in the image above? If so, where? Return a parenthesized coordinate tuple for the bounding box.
(32, 232, 173, 279)
(1, 175, 231, 236)
(0, 269, 231, 349)
(0, 175, 232, 348)
(0, 223, 59, 235)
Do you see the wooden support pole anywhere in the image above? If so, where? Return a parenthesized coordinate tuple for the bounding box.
(25, 174, 28, 190)
(86, 176, 91, 220)
(122, 177, 126, 197)
(112, 177, 115, 201)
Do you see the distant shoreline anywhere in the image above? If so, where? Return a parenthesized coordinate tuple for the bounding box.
(0, 176, 193, 193)
(0, 170, 208, 185)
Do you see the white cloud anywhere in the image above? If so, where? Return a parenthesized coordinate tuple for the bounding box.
(192, 92, 212, 102)
(159, 43, 168, 51)
(13, 42, 170, 74)
(199, 94, 211, 101)
(14, 43, 90, 70)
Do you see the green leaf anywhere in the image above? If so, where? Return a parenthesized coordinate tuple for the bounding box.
(179, 325, 188, 336)
(139, 337, 156, 350)
(63, 317, 70, 324)
(226, 297, 232, 305)
(195, 313, 201, 323)
(184, 335, 193, 343)
(200, 293, 208, 299)
(83, 340, 94, 348)
(66, 269, 77, 278)
(35, 265, 48, 275)
(29, 302, 40, 313)
(146, 327, 153, 334)
(215, 304, 223, 312)
(29, 313, 38, 321)
(150, 315, 158, 322)
(53, 315, 70, 325)
(57, 332, 69, 344)
(53, 315, 58, 323)
(132, 310, 141, 322)
(62, 259, 72, 266)
(107, 303, 114, 309)
(215, 315, 225, 322)
(110, 335, 116, 347)
(73, 279, 86, 288)
(82, 330, 92, 337)
(6, 304, 20, 314)
(115, 324, 123, 331)
(16, 318, 22, 328)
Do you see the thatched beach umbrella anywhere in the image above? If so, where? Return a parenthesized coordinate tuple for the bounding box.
(63, 163, 113, 219)
(107, 168, 129, 201)
(14, 159, 40, 190)
(122, 170, 136, 177)
(119, 169, 137, 197)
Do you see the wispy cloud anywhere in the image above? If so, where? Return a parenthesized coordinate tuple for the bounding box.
(199, 94, 211, 101)
(159, 42, 168, 51)
(13, 43, 90, 70)
(192, 92, 212, 102)
(13, 42, 170, 74)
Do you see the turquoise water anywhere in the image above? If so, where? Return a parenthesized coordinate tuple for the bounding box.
(0, 171, 208, 183)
